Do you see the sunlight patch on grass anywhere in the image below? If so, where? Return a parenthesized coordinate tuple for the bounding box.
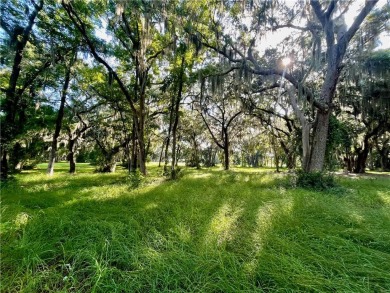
(87, 186, 129, 201)
(15, 212, 30, 228)
(348, 210, 365, 224)
(1, 165, 390, 292)
(191, 173, 212, 179)
(171, 223, 192, 243)
(144, 203, 158, 210)
(252, 198, 293, 251)
(204, 202, 243, 248)
(378, 191, 390, 206)
(252, 202, 277, 251)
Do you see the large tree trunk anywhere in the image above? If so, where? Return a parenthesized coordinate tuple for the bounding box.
(301, 122, 311, 171)
(353, 147, 370, 174)
(47, 65, 72, 175)
(378, 142, 390, 172)
(101, 159, 117, 173)
(136, 115, 147, 175)
(306, 0, 378, 172)
(136, 111, 147, 175)
(288, 87, 311, 171)
(353, 137, 371, 173)
(308, 111, 330, 172)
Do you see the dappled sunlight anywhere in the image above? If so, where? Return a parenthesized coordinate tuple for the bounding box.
(144, 203, 158, 210)
(378, 191, 390, 206)
(231, 166, 281, 173)
(2, 164, 390, 291)
(347, 210, 365, 225)
(171, 223, 192, 243)
(204, 202, 243, 248)
(191, 173, 212, 179)
(252, 198, 293, 252)
(15, 212, 30, 229)
(252, 202, 277, 251)
(86, 186, 130, 201)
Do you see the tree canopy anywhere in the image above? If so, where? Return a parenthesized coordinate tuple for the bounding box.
(1, 0, 389, 178)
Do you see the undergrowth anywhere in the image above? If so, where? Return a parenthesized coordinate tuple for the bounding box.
(1, 163, 389, 292)
(294, 170, 338, 190)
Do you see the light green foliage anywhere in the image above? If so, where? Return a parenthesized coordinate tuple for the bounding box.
(1, 164, 390, 292)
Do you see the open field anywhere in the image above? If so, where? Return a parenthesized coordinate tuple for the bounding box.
(1, 163, 390, 292)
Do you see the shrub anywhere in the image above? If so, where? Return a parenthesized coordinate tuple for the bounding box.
(127, 170, 144, 188)
(294, 170, 338, 190)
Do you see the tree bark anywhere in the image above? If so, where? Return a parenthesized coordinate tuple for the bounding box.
(170, 56, 185, 179)
(223, 128, 229, 170)
(353, 147, 370, 174)
(163, 95, 175, 175)
(67, 138, 76, 174)
(47, 64, 72, 175)
(130, 121, 137, 172)
(308, 111, 330, 172)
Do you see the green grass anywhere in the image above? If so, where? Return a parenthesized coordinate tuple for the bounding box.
(1, 163, 390, 292)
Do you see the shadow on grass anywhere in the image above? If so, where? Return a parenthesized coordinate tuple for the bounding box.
(1, 167, 390, 292)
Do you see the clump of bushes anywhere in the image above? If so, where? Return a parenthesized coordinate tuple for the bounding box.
(293, 169, 338, 190)
(127, 170, 144, 188)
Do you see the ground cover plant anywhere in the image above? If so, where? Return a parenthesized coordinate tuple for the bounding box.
(1, 163, 390, 292)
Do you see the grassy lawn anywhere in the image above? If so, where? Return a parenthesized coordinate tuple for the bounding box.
(1, 163, 390, 292)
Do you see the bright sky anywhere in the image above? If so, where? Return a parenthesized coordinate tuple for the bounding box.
(346, 0, 389, 50)
(94, 1, 389, 52)
(256, 0, 389, 53)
